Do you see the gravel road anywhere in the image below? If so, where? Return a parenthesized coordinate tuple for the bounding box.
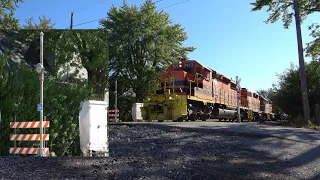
(1, 123, 320, 180)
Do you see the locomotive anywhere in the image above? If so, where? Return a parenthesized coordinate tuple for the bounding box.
(140, 59, 273, 122)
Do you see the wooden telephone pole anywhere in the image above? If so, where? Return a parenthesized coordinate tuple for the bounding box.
(293, 0, 311, 125)
(66, 12, 74, 83)
(70, 12, 74, 29)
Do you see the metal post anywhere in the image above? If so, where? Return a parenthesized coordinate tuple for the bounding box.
(0, 111, 1, 156)
(14, 116, 16, 148)
(44, 116, 46, 149)
(236, 76, 241, 123)
(114, 80, 118, 122)
(293, 0, 311, 126)
(39, 32, 44, 157)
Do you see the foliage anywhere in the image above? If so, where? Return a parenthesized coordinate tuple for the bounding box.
(53, 30, 109, 100)
(251, 0, 320, 60)
(100, 0, 195, 120)
(0, 62, 40, 155)
(9, 29, 109, 100)
(0, 61, 91, 156)
(0, 0, 24, 30)
(250, 0, 320, 29)
(306, 23, 320, 60)
(0, 28, 108, 155)
(271, 61, 320, 119)
(45, 79, 90, 156)
(22, 16, 56, 29)
(256, 88, 276, 101)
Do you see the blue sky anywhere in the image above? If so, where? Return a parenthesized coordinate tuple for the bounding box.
(14, 0, 320, 92)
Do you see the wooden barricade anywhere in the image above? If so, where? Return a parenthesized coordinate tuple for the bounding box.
(108, 109, 119, 122)
(9, 120, 50, 155)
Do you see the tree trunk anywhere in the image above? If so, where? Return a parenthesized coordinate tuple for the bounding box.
(315, 104, 320, 125)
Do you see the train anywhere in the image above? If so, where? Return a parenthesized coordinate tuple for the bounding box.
(140, 59, 273, 122)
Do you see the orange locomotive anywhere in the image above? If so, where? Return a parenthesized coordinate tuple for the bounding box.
(141, 59, 272, 122)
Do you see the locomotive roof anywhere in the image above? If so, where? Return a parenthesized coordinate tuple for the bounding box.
(181, 59, 235, 84)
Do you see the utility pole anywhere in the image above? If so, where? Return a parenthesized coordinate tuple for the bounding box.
(66, 12, 74, 83)
(293, 0, 311, 125)
(70, 12, 74, 30)
(236, 76, 241, 123)
(114, 80, 118, 122)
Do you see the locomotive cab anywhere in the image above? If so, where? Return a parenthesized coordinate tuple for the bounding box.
(157, 59, 210, 96)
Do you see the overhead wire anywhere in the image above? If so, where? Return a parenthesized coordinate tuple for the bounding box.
(58, 0, 109, 26)
(69, 0, 191, 28)
(162, 0, 190, 9)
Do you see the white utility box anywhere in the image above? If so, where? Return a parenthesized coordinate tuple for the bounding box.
(132, 103, 144, 121)
(79, 100, 109, 157)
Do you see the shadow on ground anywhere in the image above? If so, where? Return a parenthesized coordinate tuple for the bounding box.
(15, 123, 320, 180)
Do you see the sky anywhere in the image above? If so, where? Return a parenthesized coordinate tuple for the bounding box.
(13, 0, 320, 92)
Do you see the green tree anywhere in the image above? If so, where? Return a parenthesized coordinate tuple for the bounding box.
(0, 0, 24, 30)
(10, 29, 109, 99)
(100, 0, 195, 120)
(251, 0, 320, 60)
(250, 0, 320, 29)
(53, 30, 109, 100)
(256, 88, 276, 101)
(22, 16, 56, 29)
(306, 23, 320, 60)
(272, 61, 320, 119)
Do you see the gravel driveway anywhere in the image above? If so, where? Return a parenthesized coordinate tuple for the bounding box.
(1, 123, 320, 180)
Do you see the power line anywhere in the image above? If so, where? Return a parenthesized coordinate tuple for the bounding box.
(153, 0, 164, 3)
(58, 0, 109, 24)
(70, 0, 191, 28)
(72, 17, 107, 28)
(162, 0, 190, 9)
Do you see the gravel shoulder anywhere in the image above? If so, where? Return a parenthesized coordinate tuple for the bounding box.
(1, 123, 320, 180)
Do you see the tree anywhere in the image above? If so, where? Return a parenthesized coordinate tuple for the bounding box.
(306, 23, 320, 60)
(251, 0, 320, 29)
(256, 88, 276, 101)
(272, 61, 320, 120)
(250, 0, 320, 124)
(0, 0, 24, 30)
(53, 30, 109, 100)
(100, 0, 195, 120)
(22, 16, 56, 29)
(8, 28, 109, 100)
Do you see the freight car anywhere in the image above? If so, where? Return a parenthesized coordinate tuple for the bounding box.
(140, 59, 272, 122)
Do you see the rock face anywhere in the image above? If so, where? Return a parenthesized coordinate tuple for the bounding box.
(0, 124, 319, 180)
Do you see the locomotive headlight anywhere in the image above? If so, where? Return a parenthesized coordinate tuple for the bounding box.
(179, 61, 182, 64)
(169, 96, 173, 100)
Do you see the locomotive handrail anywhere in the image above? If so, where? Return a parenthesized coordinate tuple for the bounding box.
(164, 78, 168, 93)
(189, 80, 192, 96)
(170, 77, 175, 94)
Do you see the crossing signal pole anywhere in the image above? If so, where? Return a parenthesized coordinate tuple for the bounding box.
(236, 76, 241, 123)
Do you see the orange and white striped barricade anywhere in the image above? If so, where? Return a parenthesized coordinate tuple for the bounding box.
(9, 120, 50, 155)
(108, 109, 119, 122)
